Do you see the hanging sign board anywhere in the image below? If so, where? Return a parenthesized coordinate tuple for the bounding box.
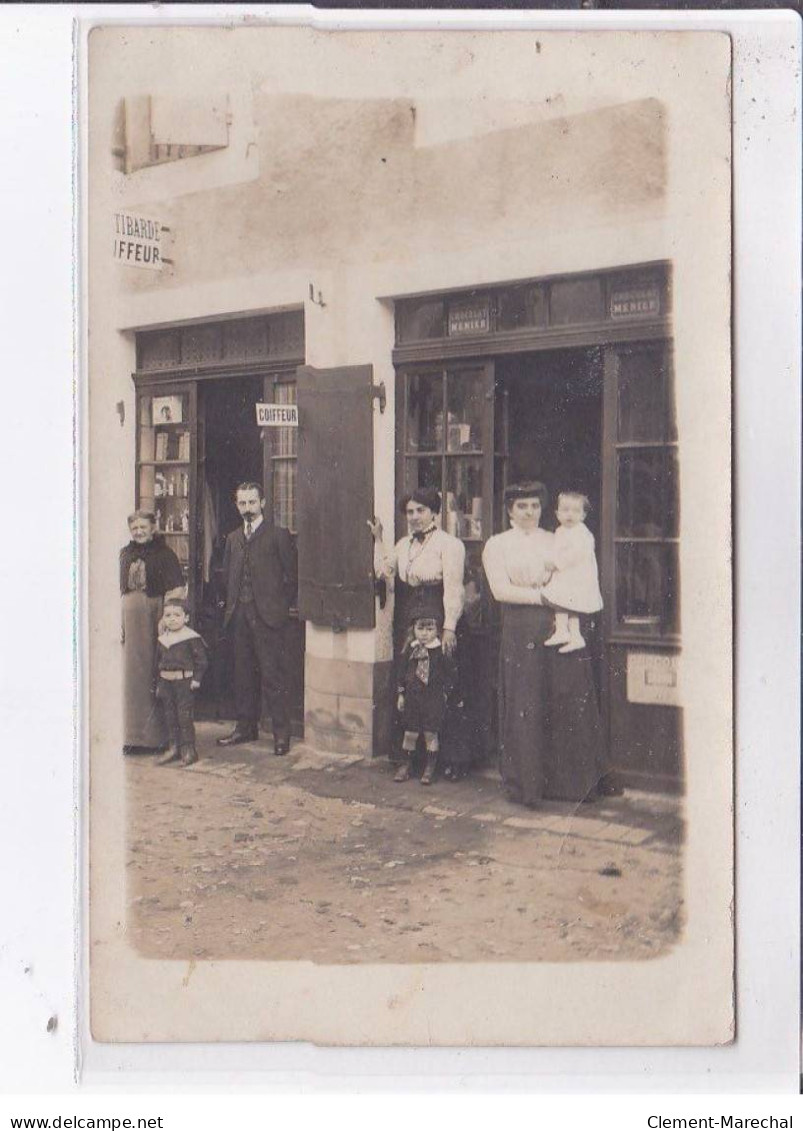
(448, 297, 490, 336)
(626, 650, 681, 707)
(113, 212, 164, 270)
(256, 403, 298, 427)
(610, 284, 661, 319)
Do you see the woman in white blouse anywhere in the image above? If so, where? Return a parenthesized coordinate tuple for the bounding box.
(370, 487, 467, 777)
(482, 481, 609, 807)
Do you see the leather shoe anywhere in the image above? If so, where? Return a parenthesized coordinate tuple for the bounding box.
(217, 728, 258, 747)
(273, 733, 291, 757)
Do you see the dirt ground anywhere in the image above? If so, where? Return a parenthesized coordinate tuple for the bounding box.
(125, 722, 683, 964)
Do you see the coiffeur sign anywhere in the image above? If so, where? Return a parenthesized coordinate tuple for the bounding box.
(255, 403, 299, 427)
(113, 212, 164, 270)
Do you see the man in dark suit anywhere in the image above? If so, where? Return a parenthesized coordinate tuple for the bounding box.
(217, 482, 298, 755)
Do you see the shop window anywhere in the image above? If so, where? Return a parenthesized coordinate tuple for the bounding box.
(405, 371, 444, 452)
(611, 344, 679, 638)
(445, 457, 484, 541)
(136, 390, 192, 579)
(396, 299, 446, 344)
(400, 363, 502, 629)
(403, 366, 492, 541)
(550, 278, 604, 326)
(497, 285, 547, 331)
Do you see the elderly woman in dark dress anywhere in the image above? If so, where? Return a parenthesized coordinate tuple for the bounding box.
(120, 511, 185, 753)
(482, 482, 615, 806)
(369, 487, 468, 780)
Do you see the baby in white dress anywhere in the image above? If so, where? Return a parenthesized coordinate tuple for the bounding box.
(542, 491, 603, 653)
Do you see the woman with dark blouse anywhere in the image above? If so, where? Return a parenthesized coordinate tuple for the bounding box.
(482, 482, 613, 806)
(120, 511, 185, 752)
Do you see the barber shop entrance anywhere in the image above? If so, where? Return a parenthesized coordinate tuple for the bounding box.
(132, 310, 306, 732)
(394, 263, 681, 789)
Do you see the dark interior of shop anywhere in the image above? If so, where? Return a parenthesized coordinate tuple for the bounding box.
(499, 347, 604, 544)
(196, 376, 264, 717)
(202, 376, 264, 540)
(496, 347, 606, 705)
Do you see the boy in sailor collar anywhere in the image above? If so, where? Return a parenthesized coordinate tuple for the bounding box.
(154, 599, 208, 767)
(395, 615, 454, 785)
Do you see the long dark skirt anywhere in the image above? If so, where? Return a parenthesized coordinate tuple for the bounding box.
(122, 590, 166, 748)
(498, 603, 605, 804)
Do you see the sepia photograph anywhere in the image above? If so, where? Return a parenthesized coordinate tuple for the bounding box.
(86, 22, 733, 1046)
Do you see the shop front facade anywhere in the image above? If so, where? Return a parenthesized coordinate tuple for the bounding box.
(90, 39, 686, 789)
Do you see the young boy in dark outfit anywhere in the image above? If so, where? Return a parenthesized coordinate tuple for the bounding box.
(395, 615, 453, 785)
(154, 599, 208, 767)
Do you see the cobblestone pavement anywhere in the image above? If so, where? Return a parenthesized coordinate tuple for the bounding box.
(125, 722, 684, 964)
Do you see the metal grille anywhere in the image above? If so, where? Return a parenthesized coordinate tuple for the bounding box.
(182, 325, 221, 365)
(224, 317, 269, 361)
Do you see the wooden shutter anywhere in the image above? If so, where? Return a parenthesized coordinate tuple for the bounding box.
(296, 364, 376, 630)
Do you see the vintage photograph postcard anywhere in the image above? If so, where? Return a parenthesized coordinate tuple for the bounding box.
(86, 22, 733, 1045)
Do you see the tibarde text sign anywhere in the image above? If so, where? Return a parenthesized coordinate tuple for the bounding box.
(113, 212, 164, 270)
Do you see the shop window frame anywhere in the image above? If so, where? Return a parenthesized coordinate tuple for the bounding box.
(602, 340, 680, 645)
(263, 370, 299, 535)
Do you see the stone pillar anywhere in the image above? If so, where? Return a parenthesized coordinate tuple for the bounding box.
(301, 272, 396, 757)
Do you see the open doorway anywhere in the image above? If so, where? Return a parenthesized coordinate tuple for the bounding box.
(196, 376, 264, 719)
(498, 347, 604, 544)
(495, 347, 606, 706)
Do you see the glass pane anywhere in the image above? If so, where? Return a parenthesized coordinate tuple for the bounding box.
(153, 466, 190, 502)
(406, 372, 444, 452)
(405, 456, 442, 496)
(396, 299, 445, 344)
(273, 459, 297, 533)
(617, 348, 665, 442)
(616, 543, 679, 633)
(497, 285, 547, 331)
(550, 278, 603, 326)
(617, 448, 672, 538)
(273, 383, 298, 458)
(141, 392, 191, 462)
(153, 494, 191, 536)
(445, 457, 484, 541)
(446, 369, 484, 452)
(163, 533, 190, 567)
